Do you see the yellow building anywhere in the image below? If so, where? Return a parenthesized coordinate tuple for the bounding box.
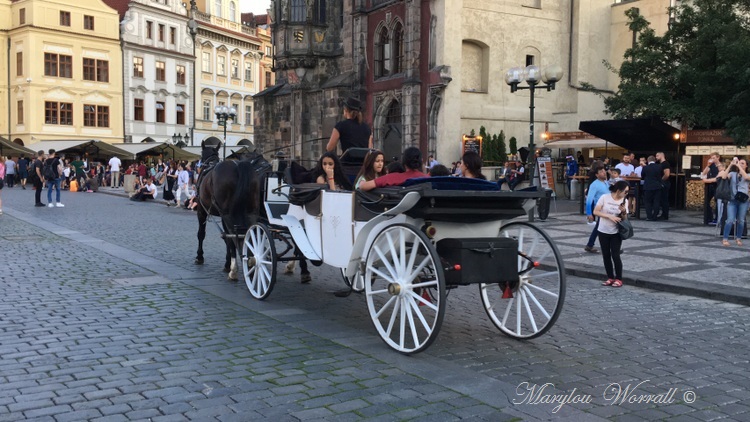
(0, 0, 11, 141)
(6, 0, 123, 148)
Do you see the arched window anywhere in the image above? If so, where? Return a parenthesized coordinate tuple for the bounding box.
(392, 22, 404, 74)
(229, 1, 236, 22)
(386, 100, 401, 126)
(374, 26, 390, 78)
(291, 0, 306, 22)
(314, 0, 326, 24)
(214, 0, 222, 18)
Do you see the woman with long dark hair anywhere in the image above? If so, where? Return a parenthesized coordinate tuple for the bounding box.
(326, 97, 373, 153)
(460, 151, 486, 179)
(355, 149, 386, 189)
(594, 180, 630, 288)
(312, 152, 352, 190)
(718, 157, 750, 246)
(359, 147, 427, 191)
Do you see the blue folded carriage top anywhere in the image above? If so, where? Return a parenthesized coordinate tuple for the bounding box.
(401, 176, 501, 191)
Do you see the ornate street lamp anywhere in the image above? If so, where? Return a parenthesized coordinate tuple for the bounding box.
(505, 64, 563, 187)
(172, 133, 183, 144)
(214, 105, 237, 159)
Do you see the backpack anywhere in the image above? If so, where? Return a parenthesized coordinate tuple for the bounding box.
(43, 158, 58, 180)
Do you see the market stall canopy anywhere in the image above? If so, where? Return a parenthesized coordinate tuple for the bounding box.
(0, 137, 35, 156)
(30, 140, 131, 159)
(579, 118, 680, 152)
(111, 142, 200, 161)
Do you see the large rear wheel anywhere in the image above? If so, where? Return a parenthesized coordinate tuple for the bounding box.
(241, 223, 277, 300)
(479, 222, 565, 339)
(364, 224, 445, 354)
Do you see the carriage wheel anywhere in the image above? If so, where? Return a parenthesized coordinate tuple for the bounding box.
(480, 222, 566, 339)
(364, 224, 446, 354)
(340, 268, 365, 293)
(241, 223, 277, 300)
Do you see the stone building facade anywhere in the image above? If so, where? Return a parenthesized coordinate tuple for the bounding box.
(254, 0, 677, 165)
(104, 0, 195, 144)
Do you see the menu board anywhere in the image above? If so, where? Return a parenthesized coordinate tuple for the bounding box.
(536, 157, 555, 191)
(698, 146, 712, 155)
(738, 146, 749, 154)
(724, 145, 737, 155)
(461, 135, 483, 157)
(685, 146, 699, 155)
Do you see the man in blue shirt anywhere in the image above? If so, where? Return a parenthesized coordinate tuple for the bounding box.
(584, 166, 609, 253)
(565, 155, 578, 197)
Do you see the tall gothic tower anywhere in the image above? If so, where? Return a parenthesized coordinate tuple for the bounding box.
(254, 0, 362, 165)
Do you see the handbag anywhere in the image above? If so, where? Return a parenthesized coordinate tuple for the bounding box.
(735, 191, 749, 203)
(715, 177, 733, 201)
(618, 218, 634, 240)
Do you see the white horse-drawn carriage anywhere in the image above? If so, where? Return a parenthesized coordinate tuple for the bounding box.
(238, 165, 566, 354)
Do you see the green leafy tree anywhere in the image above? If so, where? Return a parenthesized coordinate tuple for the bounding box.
(597, 2, 750, 145)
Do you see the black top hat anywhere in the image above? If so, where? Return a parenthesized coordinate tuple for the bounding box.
(343, 97, 362, 112)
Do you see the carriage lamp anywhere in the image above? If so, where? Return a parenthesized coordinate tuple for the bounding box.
(505, 64, 563, 188)
(215, 105, 237, 160)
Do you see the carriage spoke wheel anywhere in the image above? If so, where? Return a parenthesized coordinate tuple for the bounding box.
(480, 222, 566, 339)
(241, 223, 277, 300)
(340, 268, 365, 293)
(365, 224, 445, 354)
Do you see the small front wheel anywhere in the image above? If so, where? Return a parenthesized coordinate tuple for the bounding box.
(365, 224, 445, 354)
(479, 222, 566, 339)
(241, 223, 277, 300)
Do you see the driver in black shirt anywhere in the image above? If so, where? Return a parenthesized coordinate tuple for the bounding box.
(326, 97, 373, 153)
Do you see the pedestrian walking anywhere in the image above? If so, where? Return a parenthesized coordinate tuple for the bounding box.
(45, 149, 64, 208)
(18, 155, 29, 189)
(108, 155, 122, 188)
(5, 156, 16, 188)
(175, 163, 191, 206)
(32, 150, 45, 207)
(594, 180, 630, 288)
(0, 156, 5, 215)
(583, 166, 609, 253)
(656, 152, 671, 220)
(718, 157, 750, 246)
(641, 156, 663, 221)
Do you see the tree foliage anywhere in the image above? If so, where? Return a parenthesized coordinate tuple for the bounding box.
(603, 1, 750, 144)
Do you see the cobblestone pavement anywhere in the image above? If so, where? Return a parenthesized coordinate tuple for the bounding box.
(1, 188, 750, 421)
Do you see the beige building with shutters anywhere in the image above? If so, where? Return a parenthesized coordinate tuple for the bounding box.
(4, 0, 123, 148)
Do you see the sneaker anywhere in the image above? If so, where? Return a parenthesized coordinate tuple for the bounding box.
(48, 203, 54, 208)
(708, 220, 717, 226)
(584, 246, 599, 253)
(35, 203, 45, 207)
(55, 203, 65, 207)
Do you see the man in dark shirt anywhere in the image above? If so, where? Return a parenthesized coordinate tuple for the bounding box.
(655, 152, 671, 220)
(641, 156, 663, 221)
(701, 152, 721, 225)
(326, 97, 373, 153)
(32, 150, 46, 206)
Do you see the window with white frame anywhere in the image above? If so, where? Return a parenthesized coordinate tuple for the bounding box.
(202, 51, 211, 72)
(245, 61, 253, 81)
(217, 55, 226, 75)
(203, 100, 211, 120)
(245, 105, 252, 125)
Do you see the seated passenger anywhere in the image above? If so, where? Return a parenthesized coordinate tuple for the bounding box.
(386, 160, 404, 174)
(312, 152, 352, 190)
(460, 151, 486, 179)
(355, 149, 386, 189)
(359, 147, 428, 191)
(429, 164, 451, 177)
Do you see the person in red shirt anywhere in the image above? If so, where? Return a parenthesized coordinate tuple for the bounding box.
(359, 147, 427, 191)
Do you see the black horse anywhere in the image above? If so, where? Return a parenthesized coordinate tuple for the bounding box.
(194, 142, 269, 280)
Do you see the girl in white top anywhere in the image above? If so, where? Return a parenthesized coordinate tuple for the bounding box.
(355, 149, 386, 189)
(593, 180, 630, 287)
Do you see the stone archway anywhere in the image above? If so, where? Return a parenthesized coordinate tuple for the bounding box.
(373, 94, 402, 162)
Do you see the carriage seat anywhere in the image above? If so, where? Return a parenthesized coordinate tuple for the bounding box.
(354, 187, 406, 221)
(288, 183, 326, 215)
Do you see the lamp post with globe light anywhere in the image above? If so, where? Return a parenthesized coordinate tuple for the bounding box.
(505, 64, 563, 187)
(214, 105, 236, 160)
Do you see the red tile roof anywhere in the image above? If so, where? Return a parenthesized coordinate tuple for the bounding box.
(241, 13, 269, 27)
(100, 0, 131, 20)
